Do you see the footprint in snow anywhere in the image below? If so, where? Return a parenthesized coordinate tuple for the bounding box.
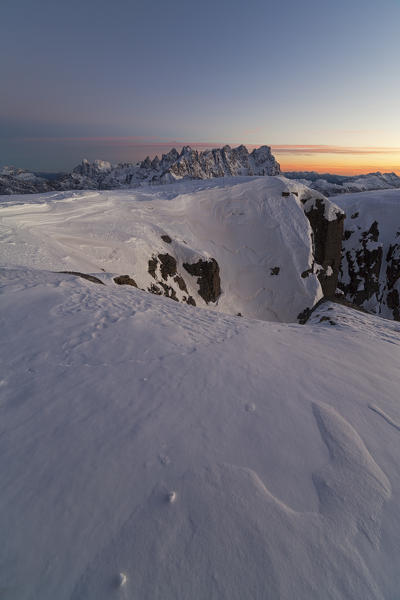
(167, 491, 177, 503)
(117, 572, 127, 588)
(159, 454, 170, 466)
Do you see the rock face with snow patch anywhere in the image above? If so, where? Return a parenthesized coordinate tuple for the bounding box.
(183, 259, 221, 303)
(302, 197, 345, 297)
(56, 145, 280, 190)
(160, 144, 280, 183)
(334, 189, 400, 320)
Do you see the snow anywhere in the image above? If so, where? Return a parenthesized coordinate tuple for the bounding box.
(284, 171, 400, 197)
(0, 177, 329, 322)
(1, 181, 400, 599)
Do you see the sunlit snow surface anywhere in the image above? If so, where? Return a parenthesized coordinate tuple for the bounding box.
(0, 176, 328, 322)
(1, 181, 400, 599)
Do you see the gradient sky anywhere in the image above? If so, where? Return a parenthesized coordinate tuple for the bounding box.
(1, 0, 400, 173)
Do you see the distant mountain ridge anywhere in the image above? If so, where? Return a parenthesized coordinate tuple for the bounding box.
(58, 144, 280, 190)
(0, 145, 280, 194)
(2, 147, 400, 196)
(284, 170, 400, 196)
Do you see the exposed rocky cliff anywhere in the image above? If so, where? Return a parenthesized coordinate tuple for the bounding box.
(334, 190, 400, 321)
(302, 197, 345, 298)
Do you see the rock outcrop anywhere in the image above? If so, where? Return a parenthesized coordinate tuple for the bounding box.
(147, 253, 196, 306)
(183, 259, 221, 304)
(334, 192, 400, 321)
(302, 198, 345, 297)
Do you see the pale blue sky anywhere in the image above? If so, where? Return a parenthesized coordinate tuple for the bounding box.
(1, 0, 400, 170)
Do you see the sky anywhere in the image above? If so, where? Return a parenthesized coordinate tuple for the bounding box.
(1, 0, 400, 173)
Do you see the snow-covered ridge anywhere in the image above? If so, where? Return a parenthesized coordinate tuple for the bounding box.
(0, 166, 54, 194)
(0, 176, 343, 323)
(0, 145, 280, 195)
(284, 170, 400, 196)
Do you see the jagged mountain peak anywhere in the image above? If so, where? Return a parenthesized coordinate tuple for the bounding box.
(53, 144, 280, 191)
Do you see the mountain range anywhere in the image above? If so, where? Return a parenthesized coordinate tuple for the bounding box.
(0, 144, 280, 194)
(2, 144, 400, 196)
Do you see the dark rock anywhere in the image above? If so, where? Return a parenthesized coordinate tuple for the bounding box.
(161, 234, 172, 244)
(183, 259, 221, 303)
(343, 230, 353, 241)
(184, 296, 196, 306)
(281, 191, 290, 197)
(304, 198, 344, 297)
(387, 289, 400, 320)
(158, 253, 177, 280)
(297, 306, 313, 324)
(339, 222, 383, 306)
(386, 243, 400, 319)
(351, 212, 359, 219)
(270, 267, 280, 276)
(363, 221, 379, 243)
(113, 275, 137, 287)
(159, 282, 179, 301)
(148, 257, 158, 279)
(297, 298, 325, 324)
(386, 243, 400, 290)
(148, 283, 162, 295)
(301, 268, 312, 278)
(173, 275, 188, 292)
(59, 271, 104, 284)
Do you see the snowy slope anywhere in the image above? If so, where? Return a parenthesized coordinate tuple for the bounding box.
(0, 177, 342, 322)
(1, 267, 400, 599)
(1, 180, 399, 599)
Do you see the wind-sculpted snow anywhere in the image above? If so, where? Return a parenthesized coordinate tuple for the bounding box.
(0, 269, 399, 599)
(0, 177, 343, 322)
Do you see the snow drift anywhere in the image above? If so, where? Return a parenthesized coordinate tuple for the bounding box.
(1, 267, 400, 599)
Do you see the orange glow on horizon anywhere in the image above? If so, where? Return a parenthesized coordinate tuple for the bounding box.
(268, 145, 400, 176)
(8, 137, 400, 175)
